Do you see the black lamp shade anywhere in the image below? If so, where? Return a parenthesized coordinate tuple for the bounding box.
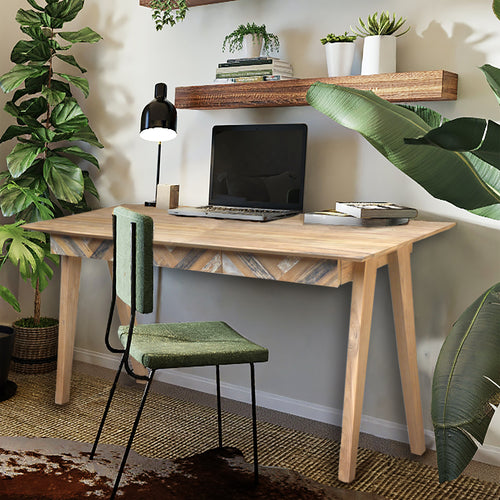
(140, 83, 177, 142)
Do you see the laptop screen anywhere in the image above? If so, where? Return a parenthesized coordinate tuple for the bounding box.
(208, 123, 307, 210)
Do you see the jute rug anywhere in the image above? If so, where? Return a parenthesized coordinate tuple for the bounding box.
(0, 371, 499, 499)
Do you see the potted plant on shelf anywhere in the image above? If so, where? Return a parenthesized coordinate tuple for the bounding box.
(305, 0, 500, 483)
(0, 0, 102, 373)
(223, 23, 280, 58)
(149, 0, 188, 30)
(352, 11, 410, 75)
(320, 32, 357, 77)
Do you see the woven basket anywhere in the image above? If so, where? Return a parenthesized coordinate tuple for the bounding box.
(11, 321, 58, 374)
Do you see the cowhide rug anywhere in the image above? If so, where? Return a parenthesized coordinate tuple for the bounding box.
(0, 437, 380, 499)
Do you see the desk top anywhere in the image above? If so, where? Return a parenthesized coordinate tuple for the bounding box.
(24, 205, 455, 262)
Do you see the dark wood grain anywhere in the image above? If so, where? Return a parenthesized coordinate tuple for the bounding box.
(175, 71, 458, 109)
(140, 0, 236, 7)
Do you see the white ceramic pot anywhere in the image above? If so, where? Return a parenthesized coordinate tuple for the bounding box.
(242, 34, 263, 58)
(361, 35, 396, 75)
(324, 42, 356, 77)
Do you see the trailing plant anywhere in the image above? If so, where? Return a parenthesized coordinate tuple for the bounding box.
(352, 11, 410, 37)
(149, 0, 188, 31)
(320, 32, 357, 44)
(305, 0, 500, 483)
(222, 23, 280, 54)
(0, 0, 102, 325)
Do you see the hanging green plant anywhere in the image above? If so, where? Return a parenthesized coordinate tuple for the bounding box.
(150, 0, 189, 30)
(0, 0, 102, 325)
(222, 23, 280, 54)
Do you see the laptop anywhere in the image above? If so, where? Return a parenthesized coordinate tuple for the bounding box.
(169, 123, 308, 221)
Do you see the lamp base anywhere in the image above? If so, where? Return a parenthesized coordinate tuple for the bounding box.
(144, 201, 156, 207)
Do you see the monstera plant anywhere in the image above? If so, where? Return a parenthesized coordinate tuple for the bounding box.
(306, 1, 500, 483)
(0, 0, 102, 328)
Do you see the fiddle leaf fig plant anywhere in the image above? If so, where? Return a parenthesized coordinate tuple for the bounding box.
(305, 0, 500, 482)
(150, 0, 189, 30)
(0, 0, 102, 325)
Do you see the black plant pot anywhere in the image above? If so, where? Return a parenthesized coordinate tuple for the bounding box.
(0, 325, 17, 401)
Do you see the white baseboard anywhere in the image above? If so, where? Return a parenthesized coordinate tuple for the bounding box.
(73, 347, 500, 467)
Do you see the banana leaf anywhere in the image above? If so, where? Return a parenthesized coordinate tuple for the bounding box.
(305, 82, 500, 215)
(432, 283, 500, 482)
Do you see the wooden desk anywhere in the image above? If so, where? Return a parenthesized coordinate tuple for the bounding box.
(24, 205, 454, 483)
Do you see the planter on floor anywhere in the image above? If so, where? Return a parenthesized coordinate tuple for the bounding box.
(0, 325, 17, 401)
(11, 319, 58, 374)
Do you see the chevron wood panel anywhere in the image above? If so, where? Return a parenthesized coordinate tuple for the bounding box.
(50, 235, 114, 260)
(154, 246, 221, 273)
(221, 252, 340, 287)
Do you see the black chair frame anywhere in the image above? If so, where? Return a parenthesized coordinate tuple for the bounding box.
(90, 215, 259, 499)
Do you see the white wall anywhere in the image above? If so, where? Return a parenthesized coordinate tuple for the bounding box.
(3, 0, 500, 463)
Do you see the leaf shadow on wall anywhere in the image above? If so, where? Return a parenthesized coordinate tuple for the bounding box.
(72, 4, 136, 206)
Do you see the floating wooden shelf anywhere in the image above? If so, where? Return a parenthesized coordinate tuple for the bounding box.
(140, 0, 236, 7)
(175, 70, 458, 110)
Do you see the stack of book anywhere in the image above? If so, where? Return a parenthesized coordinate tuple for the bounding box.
(304, 202, 418, 226)
(214, 57, 294, 83)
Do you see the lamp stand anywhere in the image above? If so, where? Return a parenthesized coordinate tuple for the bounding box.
(145, 142, 162, 207)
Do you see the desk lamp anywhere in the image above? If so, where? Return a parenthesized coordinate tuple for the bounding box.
(140, 82, 177, 206)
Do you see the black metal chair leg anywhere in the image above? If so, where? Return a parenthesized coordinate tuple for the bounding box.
(250, 362, 259, 485)
(110, 370, 155, 500)
(216, 365, 223, 448)
(90, 356, 126, 460)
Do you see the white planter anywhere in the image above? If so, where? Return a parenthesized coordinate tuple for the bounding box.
(361, 35, 396, 75)
(242, 34, 263, 58)
(324, 42, 356, 77)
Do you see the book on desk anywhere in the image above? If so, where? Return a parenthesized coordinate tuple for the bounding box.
(304, 202, 417, 227)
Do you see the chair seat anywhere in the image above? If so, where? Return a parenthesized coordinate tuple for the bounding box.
(118, 321, 269, 370)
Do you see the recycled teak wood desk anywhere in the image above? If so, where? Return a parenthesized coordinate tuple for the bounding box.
(24, 206, 454, 483)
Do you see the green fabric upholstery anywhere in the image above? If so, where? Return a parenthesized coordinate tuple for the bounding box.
(118, 321, 269, 370)
(113, 207, 154, 314)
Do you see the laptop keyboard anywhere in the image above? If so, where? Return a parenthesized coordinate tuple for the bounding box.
(203, 206, 293, 217)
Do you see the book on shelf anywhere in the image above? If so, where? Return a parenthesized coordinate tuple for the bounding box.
(335, 202, 418, 219)
(303, 209, 410, 227)
(225, 56, 283, 64)
(218, 59, 292, 70)
(214, 75, 296, 84)
(215, 68, 293, 78)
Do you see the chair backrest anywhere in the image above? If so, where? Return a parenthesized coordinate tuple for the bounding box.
(113, 207, 154, 314)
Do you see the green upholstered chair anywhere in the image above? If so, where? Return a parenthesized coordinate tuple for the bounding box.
(90, 206, 268, 499)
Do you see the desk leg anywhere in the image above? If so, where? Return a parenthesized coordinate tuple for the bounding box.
(55, 256, 82, 405)
(339, 259, 377, 483)
(107, 262, 148, 378)
(387, 245, 426, 456)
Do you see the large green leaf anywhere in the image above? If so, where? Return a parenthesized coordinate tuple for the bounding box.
(41, 86, 66, 106)
(0, 125, 30, 143)
(68, 124, 103, 148)
(43, 155, 84, 203)
(432, 283, 500, 482)
(55, 53, 86, 73)
(58, 27, 102, 44)
(0, 286, 21, 313)
(46, 0, 84, 23)
(11, 39, 51, 64)
(305, 82, 500, 212)
(15, 9, 44, 27)
(7, 143, 44, 178)
(50, 98, 88, 132)
(0, 64, 48, 93)
(0, 221, 45, 281)
(494, 0, 500, 22)
(480, 64, 500, 104)
(56, 72, 89, 97)
(0, 179, 53, 221)
(404, 117, 500, 170)
(53, 145, 99, 168)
